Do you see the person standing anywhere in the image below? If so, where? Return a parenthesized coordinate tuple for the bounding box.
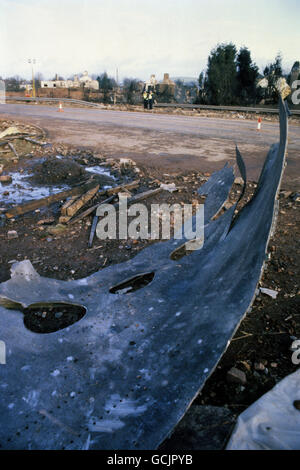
(143, 90, 148, 110)
(148, 90, 153, 110)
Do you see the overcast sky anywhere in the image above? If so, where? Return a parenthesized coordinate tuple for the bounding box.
(1, 0, 299, 82)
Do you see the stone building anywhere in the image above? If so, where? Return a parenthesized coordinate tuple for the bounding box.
(78, 71, 99, 90)
(158, 73, 175, 94)
(144, 73, 175, 98)
(41, 71, 99, 90)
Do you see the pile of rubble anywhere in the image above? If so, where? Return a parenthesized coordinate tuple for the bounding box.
(0, 125, 180, 252)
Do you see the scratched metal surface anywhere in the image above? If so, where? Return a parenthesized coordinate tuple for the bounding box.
(0, 100, 288, 450)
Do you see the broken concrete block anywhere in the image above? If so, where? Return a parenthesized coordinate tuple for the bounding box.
(119, 158, 136, 167)
(7, 230, 18, 240)
(227, 367, 247, 385)
(234, 177, 244, 185)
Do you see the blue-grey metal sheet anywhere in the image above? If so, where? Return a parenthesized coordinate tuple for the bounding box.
(0, 100, 288, 450)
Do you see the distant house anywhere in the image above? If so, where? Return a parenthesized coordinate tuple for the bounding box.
(158, 73, 175, 94)
(144, 74, 158, 92)
(41, 71, 99, 90)
(78, 71, 99, 90)
(144, 73, 175, 95)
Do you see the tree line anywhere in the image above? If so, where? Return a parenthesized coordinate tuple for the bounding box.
(197, 43, 299, 106)
(2, 44, 299, 106)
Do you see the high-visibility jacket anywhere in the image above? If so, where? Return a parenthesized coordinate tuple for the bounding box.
(143, 92, 148, 99)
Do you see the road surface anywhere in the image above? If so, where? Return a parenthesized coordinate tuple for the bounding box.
(1, 103, 299, 187)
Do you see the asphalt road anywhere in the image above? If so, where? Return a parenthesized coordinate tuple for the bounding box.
(1, 103, 299, 187)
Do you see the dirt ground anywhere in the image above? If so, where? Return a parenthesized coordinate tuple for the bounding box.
(2, 103, 300, 191)
(0, 117, 299, 449)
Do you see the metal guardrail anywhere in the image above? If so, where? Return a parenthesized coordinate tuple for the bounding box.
(155, 102, 300, 115)
(5, 96, 103, 108)
(4, 96, 300, 115)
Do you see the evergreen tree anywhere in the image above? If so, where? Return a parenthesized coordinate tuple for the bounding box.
(263, 53, 283, 103)
(97, 72, 116, 103)
(156, 84, 174, 103)
(123, 78, 140, 104)
(236, 47, 259, 105)
(5, 76, 21, 92)
(195, 71, 206, 104)
(205, 43, 237, 105)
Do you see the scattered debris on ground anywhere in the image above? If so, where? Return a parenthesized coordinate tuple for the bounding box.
(0, 116, 299, 448)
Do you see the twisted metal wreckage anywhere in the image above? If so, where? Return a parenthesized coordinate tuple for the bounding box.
(0, 99, 290, 449)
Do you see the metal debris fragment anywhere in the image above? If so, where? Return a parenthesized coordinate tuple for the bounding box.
(0, 100, 289, 450)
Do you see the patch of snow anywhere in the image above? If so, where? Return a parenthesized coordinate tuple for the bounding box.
(0, 171, 70, 205)
(85, 166, 115, 179)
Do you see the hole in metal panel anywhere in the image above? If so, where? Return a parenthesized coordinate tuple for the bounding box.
(170, 238, 204, 261)
(23, 302, 86, 334)
(109, 272, 155, 294)
(293, 400, 300, 411)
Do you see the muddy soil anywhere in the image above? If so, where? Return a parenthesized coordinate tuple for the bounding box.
(31, 158, 85, 184)
(0, 117, 299, 449)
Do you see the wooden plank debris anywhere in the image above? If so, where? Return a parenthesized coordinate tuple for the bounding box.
(123, 187, 162, 205)
(4, 180, 98, 219)
(67, 181, 140, 225)
(106, 180, 140, 196)
(24, 137, 47, 146)
(66, 185, 100, 218)
(58, 215, 72, 224)
(61, 195, 80, 216)
(87, 187, 162, 248)
(68, 195, 115, 225)
(7, 143, 19, 159)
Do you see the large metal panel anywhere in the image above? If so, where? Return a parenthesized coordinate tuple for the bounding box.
(0, 100, 288, 450)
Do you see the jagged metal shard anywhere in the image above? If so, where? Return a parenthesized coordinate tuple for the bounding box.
(226, 369, 300, 450)
(0, 100, 288, 450)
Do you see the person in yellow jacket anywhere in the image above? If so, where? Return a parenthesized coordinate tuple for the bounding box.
(148, 90, 153, 110)
(143, 90, 148, 109)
